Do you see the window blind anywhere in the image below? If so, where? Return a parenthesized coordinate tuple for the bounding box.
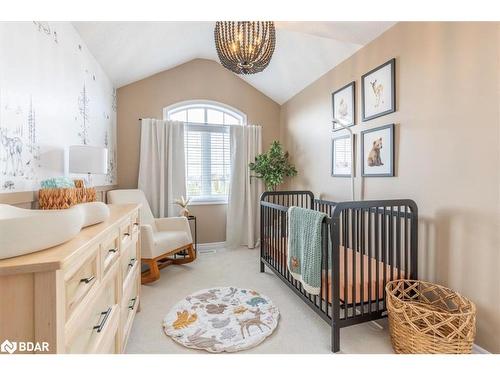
(167, 103, 244, 203)
(184, 123, 230, 202)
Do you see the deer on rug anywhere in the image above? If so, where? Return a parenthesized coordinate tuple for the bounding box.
(237, 309, 271, 338)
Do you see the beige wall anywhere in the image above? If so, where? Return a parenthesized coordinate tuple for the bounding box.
(281, 22, 500, 353)
(116, 58, 280, 244)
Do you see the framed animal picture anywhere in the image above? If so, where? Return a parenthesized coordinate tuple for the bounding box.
(331, 134, 354, 177)
(361, 58, 396, 121)
(332, 81, 355, 131)
(361, 124, 394, 177)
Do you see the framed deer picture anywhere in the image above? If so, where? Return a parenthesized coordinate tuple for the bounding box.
(361, 58, 395, 121)
(361, 124, 394, 177)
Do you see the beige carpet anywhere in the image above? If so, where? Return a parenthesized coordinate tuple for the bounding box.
(125, 247, 395, 354)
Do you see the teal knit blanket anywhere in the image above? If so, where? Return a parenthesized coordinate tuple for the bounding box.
(287, 206, 327, 295)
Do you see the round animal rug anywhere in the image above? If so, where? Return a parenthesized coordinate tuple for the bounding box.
(163, 287, 279, 353)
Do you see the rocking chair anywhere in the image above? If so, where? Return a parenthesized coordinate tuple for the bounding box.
(107, 189, 196, 284)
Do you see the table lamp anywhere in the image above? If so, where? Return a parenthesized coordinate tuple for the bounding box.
(69, 145, 108, 187)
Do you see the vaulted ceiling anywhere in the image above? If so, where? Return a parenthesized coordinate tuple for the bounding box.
(73, 22, 395, 104)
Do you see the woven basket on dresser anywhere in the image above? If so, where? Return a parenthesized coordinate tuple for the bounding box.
(38, 187, 96, 209)
(385, 279, 476, 354)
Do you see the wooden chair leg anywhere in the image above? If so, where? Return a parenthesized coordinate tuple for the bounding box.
(187, 244, 196, 260)
(141, 259, 160, 284)
(142, 244, 197, 282)
(149, 260, 160, 281)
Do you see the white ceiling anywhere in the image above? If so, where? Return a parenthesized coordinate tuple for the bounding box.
(73, 21, 395, 104)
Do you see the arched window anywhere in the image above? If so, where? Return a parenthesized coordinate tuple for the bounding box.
(165, 100, 246, 204)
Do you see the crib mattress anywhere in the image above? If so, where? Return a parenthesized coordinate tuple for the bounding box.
(264, 241, 404, 305)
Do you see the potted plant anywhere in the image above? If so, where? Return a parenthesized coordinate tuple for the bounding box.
(249, 140, 297, 191)
(174, 196, 191, 217)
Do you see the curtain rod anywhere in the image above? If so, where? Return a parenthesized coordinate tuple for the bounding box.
(138, 118, 235, 127)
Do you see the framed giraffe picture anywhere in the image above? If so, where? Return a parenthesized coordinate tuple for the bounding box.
(361, 58, 396, 121)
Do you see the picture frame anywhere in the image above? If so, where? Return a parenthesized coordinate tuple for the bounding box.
(332, 81, 355, 131)
(331, 134, 354, 177)
(361, 124, 394, 177)
(361, 58, 396, 121)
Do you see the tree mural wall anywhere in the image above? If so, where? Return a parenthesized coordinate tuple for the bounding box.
(0, 22, 117, 192)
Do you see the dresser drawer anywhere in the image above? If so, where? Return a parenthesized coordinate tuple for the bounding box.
(65, 245, 99, 318)
(101, 230, 120, 277)
(121, 239, 138, 284)
(65, 276, 119, 354)
(121, 268, 139, 347)
(121, 269, 139, 324)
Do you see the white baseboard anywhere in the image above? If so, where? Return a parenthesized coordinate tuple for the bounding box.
(197, 241, 226, 253)
(472, 343, 491, 354)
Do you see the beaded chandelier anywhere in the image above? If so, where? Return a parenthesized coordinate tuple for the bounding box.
(214, 21, 276, 75)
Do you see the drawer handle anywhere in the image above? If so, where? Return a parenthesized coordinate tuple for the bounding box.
(133, 223, 139, 227)
(128, 258, 137, 268)
(93, 307, 112, 333)
(123, 232, 130, 239)
(108, 248, 117, 253)
(128, 297, 137, 310)
(80, 276, 95, 284)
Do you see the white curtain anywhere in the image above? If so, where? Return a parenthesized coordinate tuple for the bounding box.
(226, 125, 263, 248)
(138, 118, 186, 218)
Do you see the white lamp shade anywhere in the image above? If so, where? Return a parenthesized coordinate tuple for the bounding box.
(69, 145, 108, 174)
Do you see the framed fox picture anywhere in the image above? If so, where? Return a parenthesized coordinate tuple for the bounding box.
(361, 58, 396, 121)
(361, 124, 394, 177)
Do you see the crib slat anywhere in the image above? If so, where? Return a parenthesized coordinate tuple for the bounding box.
(351, 208, 356, 317)
(278, 209, 282, 276)
(270, 206, 273, 267)
(360, 208, 365, 315)
(375, 208, 380, 313)
(324, 220, 329, 316)
(411, 205, 418, 280)
(404, 205, 408, 279)
(367, 209, 372, 313)
(271, 205, 275, 269)
(263, 205, 266, 263)
(285, 205, 290, 283)
(263, 205, 267, 263)
(384, 206, 394, 288)
(382, 207, 387, 310)
(278, 209, 281, 275)
(396, 205, 401, 280)
(343, 210, 348, 319)
(281, 209, 285, 276)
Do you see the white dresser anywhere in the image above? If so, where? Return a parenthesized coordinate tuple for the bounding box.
(0, 204, 141, 354)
